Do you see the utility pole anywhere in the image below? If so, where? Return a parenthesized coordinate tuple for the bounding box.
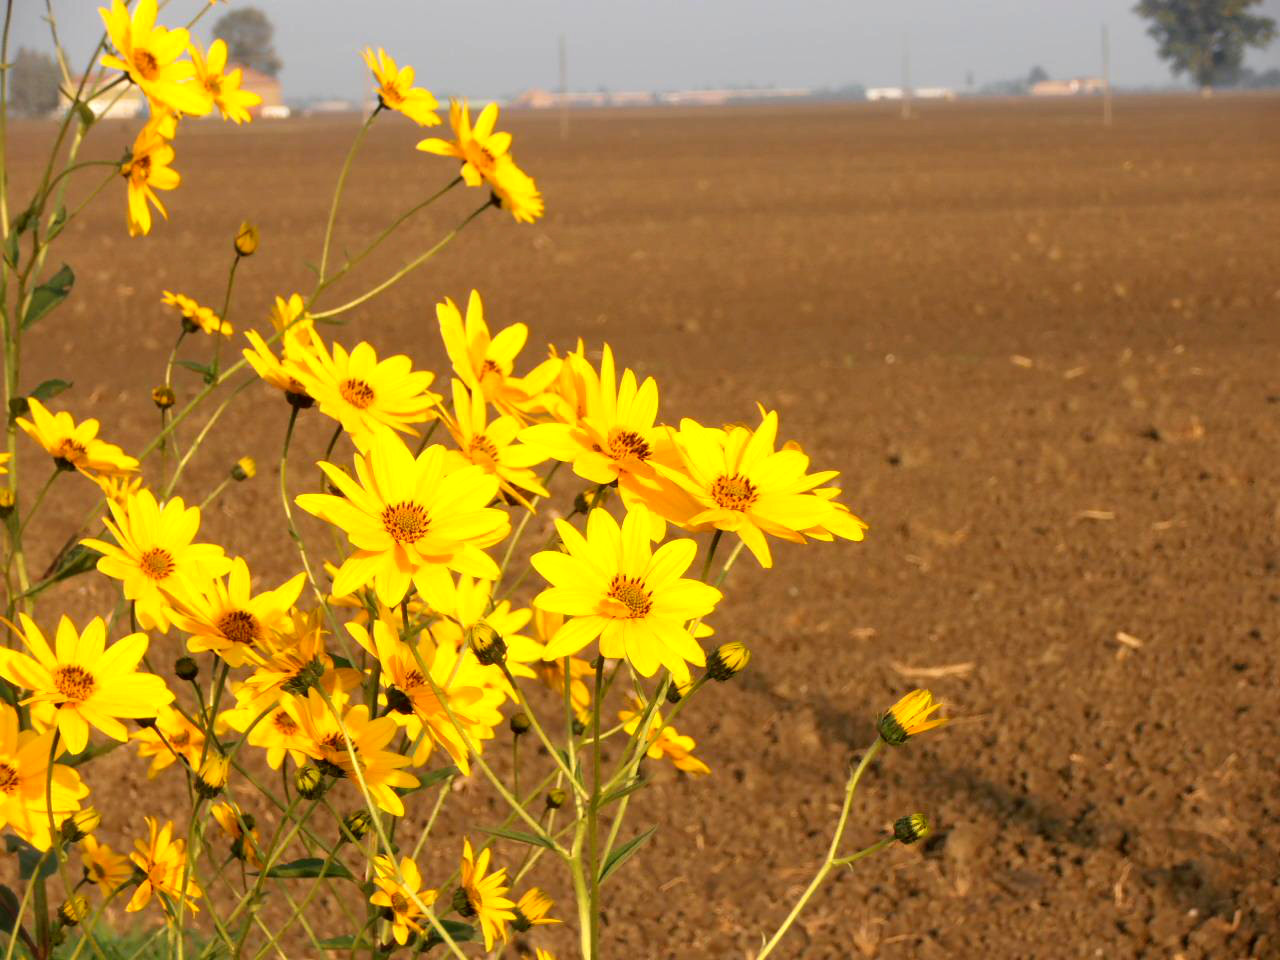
(901, 34, 912, 119)
(559, 34, 569, 141)
(1101, 23, 1113, 127)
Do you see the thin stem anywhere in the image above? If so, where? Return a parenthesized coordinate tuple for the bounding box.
(587, 656, 605, 956)
(314, 110, 379, 294)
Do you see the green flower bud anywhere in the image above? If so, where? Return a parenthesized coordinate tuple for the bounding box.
(706, 642, 750, 681)
(342, 809, 373, 842)
(58, 895, 89, 927)
(175, 656, 199, 682)
(893, 813, 930, 845)
(295, 765, 327, 799)
(467, 623, 507, 666)
(545, 788, 567, 810)
(509, 712, 531, 736)
(60, 807, 100, 844)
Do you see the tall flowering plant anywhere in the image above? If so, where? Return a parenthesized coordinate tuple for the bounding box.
(0, 3, 947, 957)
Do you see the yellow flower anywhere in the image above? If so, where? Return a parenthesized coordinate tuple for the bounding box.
(417, 100, 543, 223)
(268, 293, 314, 356)
(363, 48, 440, 126)
(296, 429, 510, 609)
(83, 489, 232, 633)
(878, 689, 948, 745)
(0, 614, 173, 755)
(0, 703, 89, 850)
(161, 290, 231, 336)
(127, 817, 202, 915)
(99, 0, 211, 115)
(348, 618, 503, 775)
(120, 114, 181, 237)
(521, 344, 662, 490)
(221, 695, 313, 771)
(531, 504, 721, 678)
(132, 704, 204, 778)
(444, 379, 550, 509)
(296, 691, 418, 816)
(16, 397, 139, 476)
(455, 838, 516, 951)
(165, 557, 305, 667)
(512, 887, 560, 930)
(242, 329, 312, 404)
(232, 609, 359, 712)
(81, 835, 133, 897)
(619, 701, 709, 775)
(370, 855, 437, 945)
(436, 291, 557, 419)
(658, 409, 865, 567)
(190, 39, 261, 123)
(96, 474, 144, 506)
(291, 331, 440, 450)
(427, 574, 547, 682)
(210, 801, 261, 867)
(0, 452, 8, 475)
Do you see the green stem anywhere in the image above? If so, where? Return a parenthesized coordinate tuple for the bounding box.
(587, 656, 605, 956)
(314, 110, 379, 295)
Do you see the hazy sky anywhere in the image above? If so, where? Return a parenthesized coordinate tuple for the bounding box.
(12, 0, 1280, 101)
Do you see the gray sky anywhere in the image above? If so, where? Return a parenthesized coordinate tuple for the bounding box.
(13, 0, 1280, 101)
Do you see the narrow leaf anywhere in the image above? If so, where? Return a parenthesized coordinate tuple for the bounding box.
(22, 264, 74, 330)
(399, 765, 458, 796)
(478, 826, 554, 849)
(29, 379, 72, 402)
(256, 857, 355, 881)
(600, 776, 647, 808)
(5, 836, 55, 880)
(598, 826, 657, 885)
(418, 920, 477, 952)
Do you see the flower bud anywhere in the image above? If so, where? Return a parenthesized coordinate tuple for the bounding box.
(295, 765, 327, 799)
(60, 807, 100, 844)
(706, 642, 750, 682)
(151, 386, 176, 410)
(281, 657, 324, 696)
(196, 754, 230, 798)
(571, 718, 585, 736)
(893, 813, 930, 845)
(545, 788, 567, 810)
(385, 686, 414, 715)
(509, 712, 531, 736)
(231, 456, 256, 481)
(0, 489, 13, 518)
(57, 895, 89, 927)
(452, 886, 476, 917)
(467, 623, 506, 666)
(878, 689, 947, 746)
(341, 809, 373, 842)
(286, 388, 315, 410)
(175, 656, 199, 682)
(234, 221, 260, 257)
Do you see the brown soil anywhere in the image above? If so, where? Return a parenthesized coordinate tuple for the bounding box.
(6, 93, 1280, 959)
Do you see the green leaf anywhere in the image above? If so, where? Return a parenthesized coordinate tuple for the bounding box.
(74, 100, 96, 128)
(63, 738, 124, 767)
(478, 825, 554, 849)
(256, 857, 355, 881)
(600, 776, 647, 808)
(25, 543, 99, 600)
(399, 765, 458, 797)
(0, 884, 20, 927)
(30, 379, 73, 403)
(176, 359, 214, 382)
(10, 206, 34, 236)
(46, 207, 67, 243)
(319, 935, 370, 951)
(5, 835, 54, 880)
(598, 826, 657, 885)
(418, 920, 477, 952)
(22, 264, 75, 330)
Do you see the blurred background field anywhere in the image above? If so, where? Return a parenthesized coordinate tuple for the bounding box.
(6, 92, 1280, 957)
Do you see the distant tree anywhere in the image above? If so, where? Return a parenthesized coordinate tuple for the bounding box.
(1134, 0, 1276, 90)
(1027, 65, 1050, 86)
(9, 47, 61, 117)
(212, 7, 282, 76)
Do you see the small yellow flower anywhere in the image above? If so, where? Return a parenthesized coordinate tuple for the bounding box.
(96, 474, 144, 507)
(618, 701, 710, 775)
(61, 806, 101, 843)
(454, 838, 516, 951)
(81, 835, 133, 897)
(210, 801, 261, 867)
(99, 0, 211, 115)
(242, 329, 312, 405)
(127, 817, 202, 915)
(233, 220, 259, 256)
(190, 39, 261, 124)
(296, 429, 509, 609)
(370, 855, 437, 946)
(0, 703, 89, 850)
(161, 290, 231, 336)
(0, 614, 174, 755)
(16, 397, 139, 476)
(132, 704, 205, 778)
(417, 100, 543, 223)
(58, 895, 90, 927)
(706, 641, 750, 681)
(290, 331, 441, 450)
(268, 293, 314, 356)
(443, 380, 550, 509)
(194, 752, 229, 798)
(232, 456, 255, 481)
(120, 114, 181, 237)
(363, 48, 440, 126)
(878, 689, 948, 745)
(512, 887, 560, 931)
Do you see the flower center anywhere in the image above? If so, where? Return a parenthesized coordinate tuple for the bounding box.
(606, 427, 651, 463)
(171, 730, 191, 749)
(217, 610, 261, 647)
(204, 75, 223, 97)
(467, 435, 499, 465)
(133, 49, 159, 81)
(711, 473, 759, 511)
(0, 762, 20, 794)
(390, 893, 409, 914)
(464, 142, 497, 177)
(53, 438, 87, 463)
(272, 711, 299, 735)
(381, 501, 429, 544)
(339, 378, 376, 409)
(54, 664, 97, 702)
(603, 575, 652, 620)
(139, 548, 175, 581)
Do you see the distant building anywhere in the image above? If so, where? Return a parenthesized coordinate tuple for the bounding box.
(868, 86, 954, 101)
(866, 87, 904, 100)
(61, 75, 146, 119)
(235, 67, 287, 117)
(512, 87, 811, 109)
(1031, 76, 1105, 96)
